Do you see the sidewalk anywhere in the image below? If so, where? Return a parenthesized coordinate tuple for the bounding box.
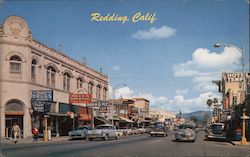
(2, 136, 69, 144)
(229, 141, 250, 149)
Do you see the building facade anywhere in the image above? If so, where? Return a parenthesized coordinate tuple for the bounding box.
(0, 16, 109, 138)
(220, 72, 250, 140)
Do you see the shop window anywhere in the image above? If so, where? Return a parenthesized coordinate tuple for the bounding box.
(47, 66, 56, 87)
(63, 73, 71, 91)
(10, 55, 22, 74)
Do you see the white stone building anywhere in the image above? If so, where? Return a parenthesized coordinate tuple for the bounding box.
(0, 16, 109, 138)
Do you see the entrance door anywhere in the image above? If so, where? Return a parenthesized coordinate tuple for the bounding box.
(5, 115, 23, 138)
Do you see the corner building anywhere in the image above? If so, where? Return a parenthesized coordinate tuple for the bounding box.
(0, 16, 109, 138)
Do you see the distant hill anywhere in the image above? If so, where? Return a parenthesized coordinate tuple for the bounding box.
(182, 110, 211, 122)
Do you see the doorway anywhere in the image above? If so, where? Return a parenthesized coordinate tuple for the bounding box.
(5, 115, 23, 138)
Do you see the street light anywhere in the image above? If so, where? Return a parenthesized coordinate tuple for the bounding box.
(214, 43, 247, 145)
(214, 43, 245, 102)
(111, 83, 127, 125)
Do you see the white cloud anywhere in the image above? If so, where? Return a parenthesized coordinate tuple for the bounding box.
(112, 65, 120, 71)
(132, 25, 176, 40)
(108, 86, 223, 113)
(175, 89, 189, 95)
(173, 47, 241, 77)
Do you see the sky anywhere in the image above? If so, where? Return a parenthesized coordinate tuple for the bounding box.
(0, 0, 249, 113)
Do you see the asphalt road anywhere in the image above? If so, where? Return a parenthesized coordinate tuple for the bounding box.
(2, 131, 250, 157)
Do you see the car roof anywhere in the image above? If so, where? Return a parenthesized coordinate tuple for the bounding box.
(97, 124, 114, 127)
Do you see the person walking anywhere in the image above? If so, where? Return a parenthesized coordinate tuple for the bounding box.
(12, 122, 20, 144)
(32, 127, 39, 141)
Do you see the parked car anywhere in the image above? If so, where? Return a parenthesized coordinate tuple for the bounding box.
(119, 128, 132, 136)
(137, 128, 146, 134)
(131, 127, 140, 135)
(206, 123, 227, 140)
(115, 129, 124, 137)
(150, 122, 169, 137)
(68, 126, 92, 140)
(175, 124, 196, 142)
(86, 124, 118, 141)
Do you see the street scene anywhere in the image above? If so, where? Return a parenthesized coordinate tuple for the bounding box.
(0, 0, 250, 157)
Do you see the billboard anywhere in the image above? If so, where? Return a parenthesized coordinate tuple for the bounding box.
(69, 93, 92, 104)
(32, 90, 53, 102)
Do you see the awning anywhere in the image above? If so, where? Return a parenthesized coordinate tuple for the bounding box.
(119, 117, 134, 123)
(95, 117, 110, 124)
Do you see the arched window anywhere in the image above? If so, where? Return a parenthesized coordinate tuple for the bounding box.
(10, 55, 22, 73)
(88, 82, 94, 95)
(63, 73, 71, 91)
(103, 87, 107, 100)
(47, 66, 56, 87)
(31, 59, 37, 81)
(77, 78, 83, 89)
(96, 85, 101, 100)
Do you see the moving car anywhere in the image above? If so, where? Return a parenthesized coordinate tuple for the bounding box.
(86, 124, 118, 141)
(68, 126, 92, 140)
(175, 124, 196, 142)
(150, 122, 169, 137)
(206, 123, 227, 140)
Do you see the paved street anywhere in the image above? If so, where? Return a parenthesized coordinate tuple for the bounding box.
(1, 131, 250, 157)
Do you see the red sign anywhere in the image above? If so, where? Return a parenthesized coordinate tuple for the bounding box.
(79, 114, 92, 121)
(69, 94, 92, 104)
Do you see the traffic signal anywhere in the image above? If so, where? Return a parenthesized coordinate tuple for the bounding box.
(233, 96, 237, 106)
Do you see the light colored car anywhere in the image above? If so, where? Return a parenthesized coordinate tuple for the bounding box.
(68, 126, 92, 140)
(115, 130, 124, 137)
(131, 128, 140, 135)
(175, 124, 196, 142)
(206, 123, 227, 140)
(86, 124, 118, 141)
(137, 128, 146, 134)
(150, 122, 169, 137)
(118, 128, 132, 136)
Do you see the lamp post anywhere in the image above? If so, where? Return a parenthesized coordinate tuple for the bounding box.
(111, 83, 127, 125)
(214, 43, 247, 145)
(207, 99, 212, 125)
(214, 43, 245, 102)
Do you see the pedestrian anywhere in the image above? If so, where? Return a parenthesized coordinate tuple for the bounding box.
(12, 122, 20, 144)
(32, 127, 39, 141)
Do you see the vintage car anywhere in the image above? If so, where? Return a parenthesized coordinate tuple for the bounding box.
(206, 123, 227, 140)
(150, 122, 169, 137)
(86, 124, 118, 141)
(68, 126, 92, 140)
(175, 124, 196, 142)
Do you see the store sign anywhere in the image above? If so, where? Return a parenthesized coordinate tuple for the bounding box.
(99, 107, 108, 113)
(224, 73, 250, 82)
(32, 101, 51, 113)
(79, 114, 92, 121)
(69, 94, 92, 104)
(32, 90, 53, 102)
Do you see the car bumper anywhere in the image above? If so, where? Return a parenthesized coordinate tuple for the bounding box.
(150, 132, 166, 135)
(207, 135, 227, 140)
(87, 134, 104, 139)
(69, 134, 85, 139)
(175, 135, 195, 141)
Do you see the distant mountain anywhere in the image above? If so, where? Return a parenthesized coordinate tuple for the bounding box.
(182, 110, 211, 122)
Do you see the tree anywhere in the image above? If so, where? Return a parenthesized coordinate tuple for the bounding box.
(190, 116, 198, 123)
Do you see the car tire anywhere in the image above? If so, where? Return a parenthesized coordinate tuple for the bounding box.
(115, 135, 119, 140)
(104, 134, 108, 141)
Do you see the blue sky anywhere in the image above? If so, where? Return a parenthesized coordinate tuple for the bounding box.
(0, 0, 249, 113)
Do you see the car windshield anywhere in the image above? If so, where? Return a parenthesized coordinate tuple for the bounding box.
(178, 125, 194, 130)
(154, 123, 164, 128)
(95, 126, 110, 130)
(211, 124, 224, 131)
